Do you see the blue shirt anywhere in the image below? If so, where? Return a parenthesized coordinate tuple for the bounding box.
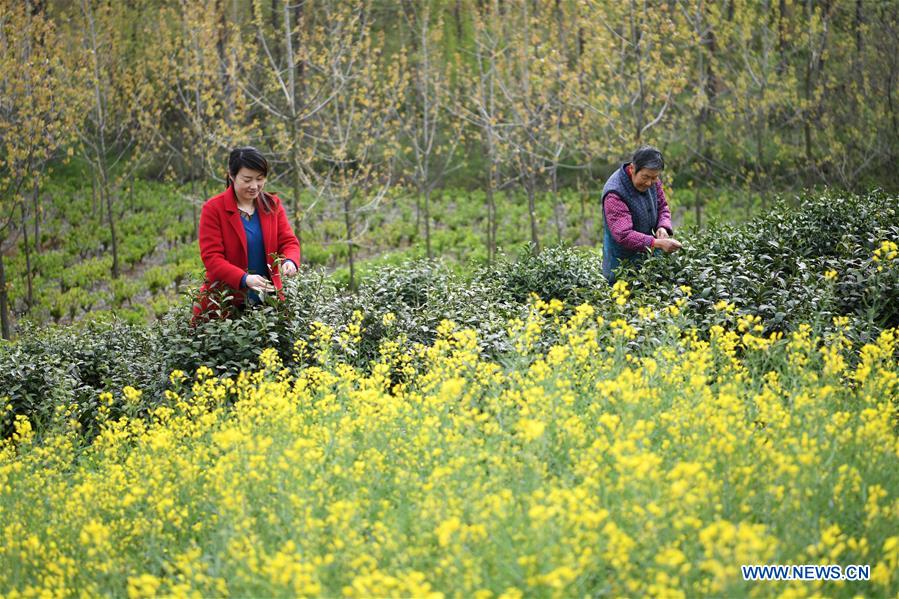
(240, 210, 269, 305)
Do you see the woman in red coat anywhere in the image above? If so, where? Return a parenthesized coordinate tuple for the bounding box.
(192, 147, 301, 323)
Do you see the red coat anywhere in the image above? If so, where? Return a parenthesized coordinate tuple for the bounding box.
(192, 186, 301, 322)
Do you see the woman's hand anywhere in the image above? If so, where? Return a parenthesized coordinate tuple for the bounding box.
(245, 274, 276, 294)
(656, 227, 670, 239)
(653, 237, 682, 254)
(279, 259, 298, 277)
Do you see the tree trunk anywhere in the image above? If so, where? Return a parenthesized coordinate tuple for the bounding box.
(804, 52, 814, 168)
(218, 0, 235, 120)
(527, 173, 540, 252)
(598, 195, 606, 256)
(889, 62, 899, 142)
(580, 193, 590, 246)
(204, 179, 214, 241)
(756, 126, 766, 211)
(424, 187, 432, 259)
(0, 250, 10, 340)
(285, 0, 308, 242)
(694, 188, 702, 229)
(552, 169, 563, 245)
(631, 0, 645, 141)
(486, 186, 496, 262)
(291, 142, 304, 244)
(695, 4, 707, 228)
(344, 194, 355, 291)
(102, 168, 120, 278)
(271, 0, 281, 65)
(576, 174, 590, 246)
(490, 162, 499, 261)
(91, 171, 99, 220)
(776, 0, 787, 74)
(190, 177, 198, 241)
(854, 0, 863, 65)
(33, 177, 41, 251)
(484, 153, 498, 263)
(98, 172, 105, 226)
(21, 199, 33, 310)
(415, 195, 421, 237)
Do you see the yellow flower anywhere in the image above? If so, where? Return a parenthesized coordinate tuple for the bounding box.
(2, 299, 897, 598)
(713, 299, 736, 313)
(612, 280, 630, 305)
(872, 240, 898, 262)
(127, 574, 162, 599)
(123, 386, 143, 406)
(11, 414, 33, 443)
(516, 418, 546, 442)
(259, 347, 283, 370)
(436, 517, 461, 547)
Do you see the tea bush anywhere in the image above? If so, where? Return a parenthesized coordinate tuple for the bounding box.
(0, 320, 167, 438)
(1, 191, 897, 440)
(630, 190, 899, 342)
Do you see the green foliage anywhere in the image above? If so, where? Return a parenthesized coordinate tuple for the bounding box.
(631, 191, 899, 342)
(60, 256, 112, 292)
(110, 278, 140, 307)
(7, 177, 197, 325)
(0, 320, 166, 438)
(7, 173, 601, 329)
(142, 265, 174, 294)
(488, 245, 605, 305)
(3, 191, 897, 441)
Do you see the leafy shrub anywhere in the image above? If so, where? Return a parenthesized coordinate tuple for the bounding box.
(110, 278, 140, 307)
(61, 256, 113, 291)
(0, 320, 167, 438)
(488, 245, 607, 305)
(299, 243, 329, 266)
(2, 191, 897, 441)
(630, 190, 899, 339)
(143, 265, 174, 294)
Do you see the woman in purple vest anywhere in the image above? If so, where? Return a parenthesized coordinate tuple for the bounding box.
(601, 146, 682, 283)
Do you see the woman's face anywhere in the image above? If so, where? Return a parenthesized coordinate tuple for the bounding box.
(631, 167, 661, 193)
(231, 167, 266, 204)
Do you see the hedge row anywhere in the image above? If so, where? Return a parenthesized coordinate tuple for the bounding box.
(1, 191, 896, 438)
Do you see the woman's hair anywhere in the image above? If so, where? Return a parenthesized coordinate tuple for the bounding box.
(632, 145, 665, 173)
(226, 146, 274, 213)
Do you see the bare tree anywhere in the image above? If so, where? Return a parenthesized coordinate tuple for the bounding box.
(491, 1, 579, 251)
(151, 0, 255, 237)
(302, 3, 407, 290)
(240, 0, 353, 241)
(398, 0, 464, 259)
(459, 0, 515, 262)
(0, 1, 82, 337)
(66, 0, 158, 279)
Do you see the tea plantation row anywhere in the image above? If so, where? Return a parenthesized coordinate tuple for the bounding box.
(0, 191, 896, 439)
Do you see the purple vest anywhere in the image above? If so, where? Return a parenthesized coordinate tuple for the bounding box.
(601, 163, 659, 281)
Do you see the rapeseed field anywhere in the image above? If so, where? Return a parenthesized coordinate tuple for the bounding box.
(2, 296, 897, 597)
